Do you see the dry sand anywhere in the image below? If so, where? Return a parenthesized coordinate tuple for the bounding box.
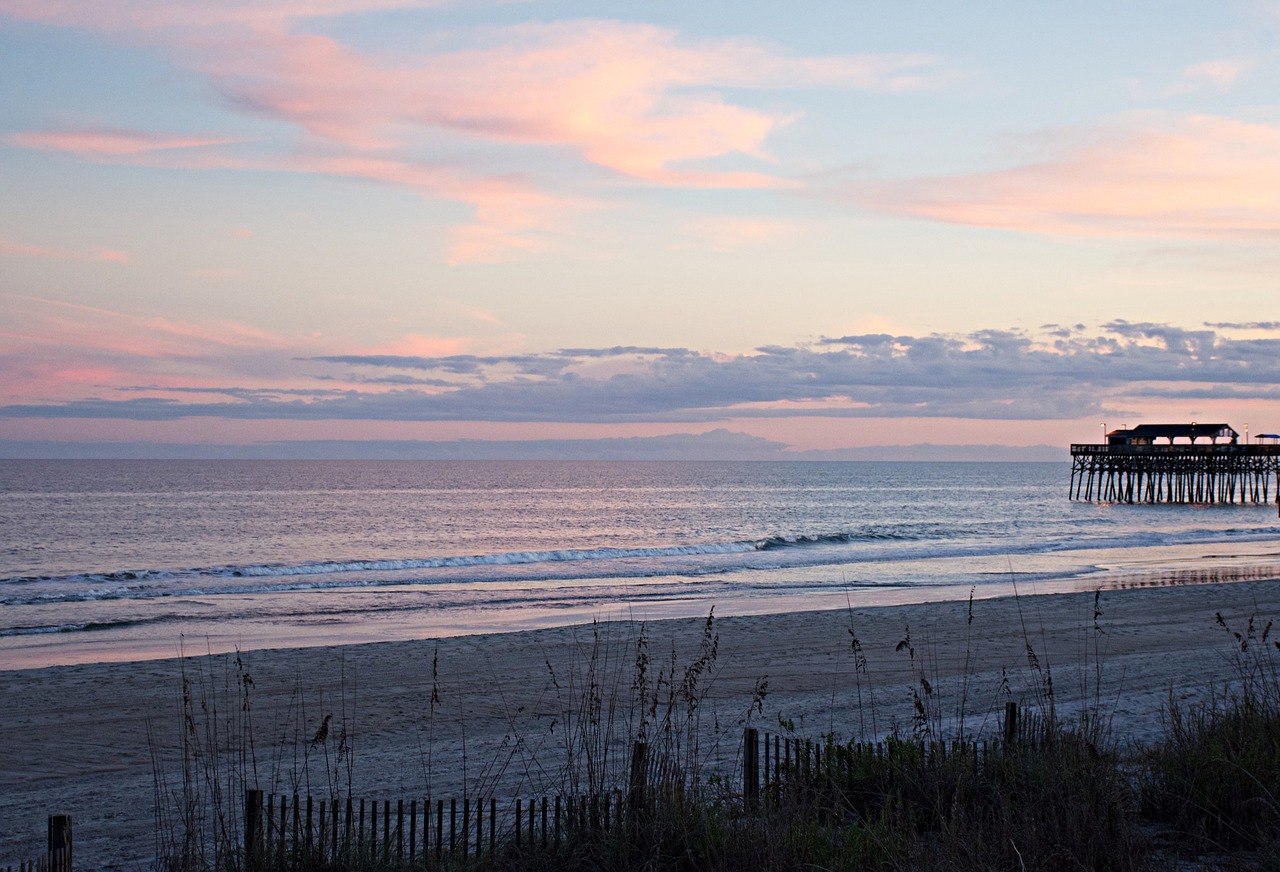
(4, 578, 1280, 870)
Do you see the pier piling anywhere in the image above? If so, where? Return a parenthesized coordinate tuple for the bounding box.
(1069, 444, 1280, 505)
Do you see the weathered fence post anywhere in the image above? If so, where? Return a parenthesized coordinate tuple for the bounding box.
(743, 728, 759, 810)
(47, 815, 71, 872)
(435, 799, 444, 859)
(628, 741, 649, 819)
(449, 799, 457, 856)
(1003, 701, 1019, 749)
(408, 799, 417, 863)
(292, 794, 301, 860)
(244, 790, 263, 870)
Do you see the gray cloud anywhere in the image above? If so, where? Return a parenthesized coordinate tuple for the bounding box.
(308, 353, 573, 377)
(6, 323, 1280, 423)
(1204, 321, 1280, 331)
(115, 385, 350, 399)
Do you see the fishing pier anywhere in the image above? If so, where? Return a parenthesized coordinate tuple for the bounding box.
(1069, 423, 1280, 504)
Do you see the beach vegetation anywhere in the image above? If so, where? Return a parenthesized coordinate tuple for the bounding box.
(139, 601, 1280, 872)
(1142, 612, 1280, 862)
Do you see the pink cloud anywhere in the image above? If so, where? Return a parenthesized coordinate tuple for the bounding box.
(1182, 58, 1250, 88)
(9, 128, 243, 155)
(0, 0, 445, 32)
(675, 216, 803, 252)
(293, 154, 579, 263)
(852, 114, 1280, 240)
(460, 306, 505, 327)
(0, 236, 131, 263)
(0, 295, 310, 403)
(4, 4, 947, 259)
(198, 20, 938, 185)
(1127, 57, 1254, 98)
(4, 294, 288, 359)
(364, 334, 472, 357)
(4, 3, 942, 185)
(10, 130, 577, 263)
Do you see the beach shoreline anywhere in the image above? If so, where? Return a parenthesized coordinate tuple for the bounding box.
(7, 537, 1280, 673)
(5, 576, 1280, 869)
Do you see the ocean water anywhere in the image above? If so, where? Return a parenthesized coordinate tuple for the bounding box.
(3, 459, 1278, 668)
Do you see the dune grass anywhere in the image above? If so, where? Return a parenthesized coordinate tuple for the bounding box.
(1141, 612, 1280, 864)
(145, 597, 1280, 872)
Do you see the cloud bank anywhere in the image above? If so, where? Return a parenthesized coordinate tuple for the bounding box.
(4, 322, 1278, 424)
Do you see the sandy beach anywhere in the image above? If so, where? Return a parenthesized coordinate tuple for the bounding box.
(4, 576, 1280, 869)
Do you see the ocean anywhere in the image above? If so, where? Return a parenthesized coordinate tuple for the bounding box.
(3, 459, 1278, 669)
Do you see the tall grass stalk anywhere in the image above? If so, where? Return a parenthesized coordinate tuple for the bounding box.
(1144, 610, 1280, 859)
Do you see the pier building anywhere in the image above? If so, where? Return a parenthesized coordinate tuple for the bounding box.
(1070, 423, 1280, 504)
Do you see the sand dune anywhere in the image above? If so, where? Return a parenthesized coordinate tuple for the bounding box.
(3, 578, 1280, 869)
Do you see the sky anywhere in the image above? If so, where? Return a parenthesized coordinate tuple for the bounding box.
(2, 1, 1279, 459)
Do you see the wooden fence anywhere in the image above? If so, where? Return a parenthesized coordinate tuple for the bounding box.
(2, 815, 71, 872)
(8, 706, 1042, 871)
(245, 703, 1038, 868)
(245, 788, 646, 866)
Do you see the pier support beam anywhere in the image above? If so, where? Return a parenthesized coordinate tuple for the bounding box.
(1069, 444, 1280, 505)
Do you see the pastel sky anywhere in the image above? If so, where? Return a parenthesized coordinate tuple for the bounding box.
(3, 1, 1280, 457)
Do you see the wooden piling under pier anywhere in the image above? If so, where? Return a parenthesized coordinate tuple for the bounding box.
(1069, 444, 1280, 504)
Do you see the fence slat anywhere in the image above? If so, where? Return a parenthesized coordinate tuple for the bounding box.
(449, 798, 457, 856)
(436, 799, 444, 859)
(245, 790, 263, 868)
(409, 799, 417, 863)
(47, 816, 71, 872)
(319, 800, 328, 860)
(743, 727, 759, 808)
(276, 795, 286, 868)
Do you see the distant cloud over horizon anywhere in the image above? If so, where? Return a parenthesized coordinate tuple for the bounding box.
(0, 430, 1066, 462)
(3, 321, 1278, 425)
